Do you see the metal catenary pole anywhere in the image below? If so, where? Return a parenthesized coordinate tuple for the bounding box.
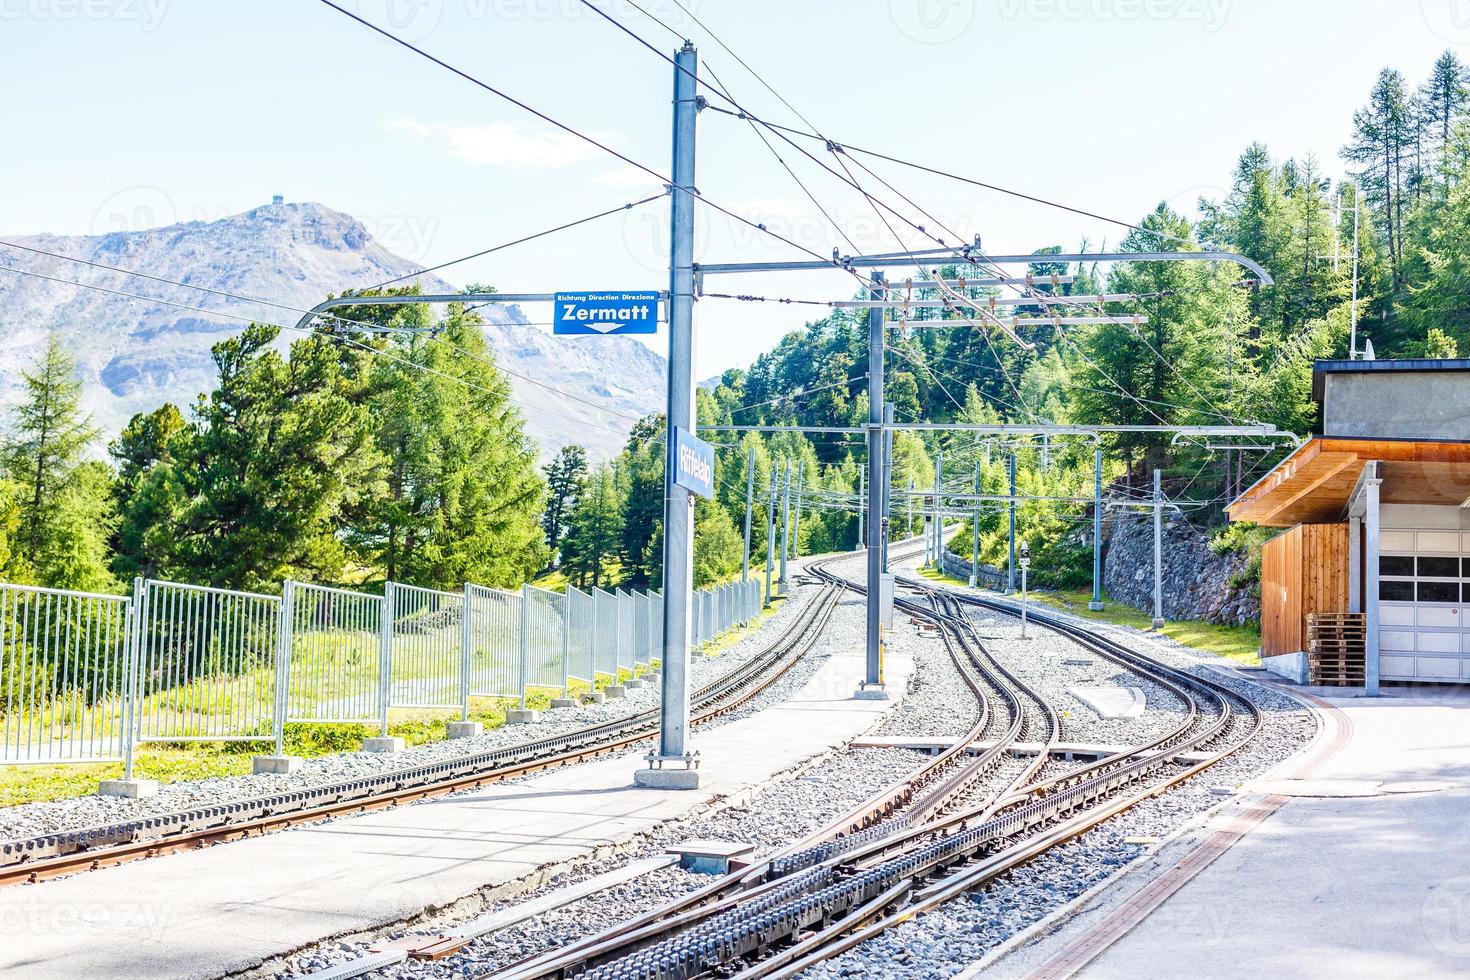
(765, 465, 777, 604)
(970, 462, 981, 588)
(881, 401, 894, 571)
(653, 41, 699, 768)
(864, 271, 886, 690)
(741, 445, 755, 583)
(907, 477, 914, 540)
(792, 459, 804, 561)
(1007, 452, 1018, 593)
(1152, 467, 1165, 629)
(933, 450, 944, 567)
(779, 457, 791, 586)
(1090, 446, 1105, 611)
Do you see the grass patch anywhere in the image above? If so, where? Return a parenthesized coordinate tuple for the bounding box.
(1029, 588, 1261, 666)
(914, 565, 972, 589)
(0, 691, 554, 807)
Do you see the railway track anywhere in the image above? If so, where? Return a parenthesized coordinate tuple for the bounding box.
(0, 569, 846, 888)
(492, 568, 1263, 980)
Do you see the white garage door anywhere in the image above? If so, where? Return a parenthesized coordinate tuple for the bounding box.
(1378, 529, 1470, 682)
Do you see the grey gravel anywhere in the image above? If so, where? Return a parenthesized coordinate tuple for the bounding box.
(269, 551, 956, 980)
(798, 587, 1316, 980)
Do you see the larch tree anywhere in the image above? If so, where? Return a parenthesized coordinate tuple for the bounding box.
(4, 336, 114, 590)
(541, 444, 588, 569)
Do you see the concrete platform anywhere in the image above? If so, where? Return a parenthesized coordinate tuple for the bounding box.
(1067, 684, 1146, 719)
(0, 623, 914, 980)
(987, 683, 1470, 979)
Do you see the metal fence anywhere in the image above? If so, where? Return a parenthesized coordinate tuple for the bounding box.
(0, 574, 764, 766)
(135, 579, 278, 746)
(0, 583, 131, 763)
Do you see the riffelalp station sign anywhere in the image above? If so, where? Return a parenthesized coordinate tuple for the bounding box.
(673, 427, 715, 499)
(553, 291, 659, 334)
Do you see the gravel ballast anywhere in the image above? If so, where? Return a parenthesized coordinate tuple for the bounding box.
(266, 554, 962, 980)
(798, 584, 1316, 980)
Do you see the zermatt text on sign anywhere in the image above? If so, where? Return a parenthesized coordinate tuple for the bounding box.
(553, 291, 660, 335)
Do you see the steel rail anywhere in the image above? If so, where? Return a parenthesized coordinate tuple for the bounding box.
(0, 580, 844, 888)
(492, 543, 1044, 980)
(531, 577, 1262, 980)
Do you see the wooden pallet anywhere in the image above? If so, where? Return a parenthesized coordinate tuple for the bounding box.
(1307, 612, 1365, 686)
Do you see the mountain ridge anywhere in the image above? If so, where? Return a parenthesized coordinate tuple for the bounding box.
(0, 201, 665, 461)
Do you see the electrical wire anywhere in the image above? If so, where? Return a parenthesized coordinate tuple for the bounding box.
(0, 260, 635, 437)
(0, 239, 649, 426)
(365, 192, 667, 290)
(314, 0, 864, 283)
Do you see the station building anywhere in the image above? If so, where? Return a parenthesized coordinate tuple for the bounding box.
(1227, 358, 1470, 690)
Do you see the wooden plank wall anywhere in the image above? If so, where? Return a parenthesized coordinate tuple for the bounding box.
(1261, 523, 1349, 657)
(1261, 526, 1302, 657)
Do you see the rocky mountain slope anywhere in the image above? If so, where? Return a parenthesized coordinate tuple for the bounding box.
(0, 201, 664, 460)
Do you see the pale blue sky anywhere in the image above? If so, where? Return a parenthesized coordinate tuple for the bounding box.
(2, 0, 1463, 375)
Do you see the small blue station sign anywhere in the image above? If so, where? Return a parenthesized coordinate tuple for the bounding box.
(673, 427, 715, 500)
(553, 291, 660, 334)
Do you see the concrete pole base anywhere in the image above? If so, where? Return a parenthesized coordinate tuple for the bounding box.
(645, 671, 661, 683)
(98, 778, 159, 799)
(585, 691, 606, 705)
(445, 721, 483, 739)
(252, 755, 304, 775)
(1088, 601, 1105, 611)
(506, 709, 541, 725)
(549, 698, 577, 709)
(624, 679, 645, 690)
(1151, 618, 1166, 630)
(604, 685, 627, 699)
(634, 767, 703, 790)
(361, 736, 405, 753)
(853, 684, 889, 701)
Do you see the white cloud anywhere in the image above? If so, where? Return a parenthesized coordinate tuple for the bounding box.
(386, 119, 609, 169)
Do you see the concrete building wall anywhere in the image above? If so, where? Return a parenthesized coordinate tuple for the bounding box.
(1324, 372, 1470, 439)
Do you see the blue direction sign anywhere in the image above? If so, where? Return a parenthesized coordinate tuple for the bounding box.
(673, 427, 715, 500)
(553, 291, 659, 335)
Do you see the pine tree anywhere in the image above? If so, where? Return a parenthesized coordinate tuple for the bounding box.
(110, 403, 190, 579)
(173, 324, 380, 590)
(616, 416, 665, 587)
(562, 465, 622, 589)
(542, 445, 588, 568)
